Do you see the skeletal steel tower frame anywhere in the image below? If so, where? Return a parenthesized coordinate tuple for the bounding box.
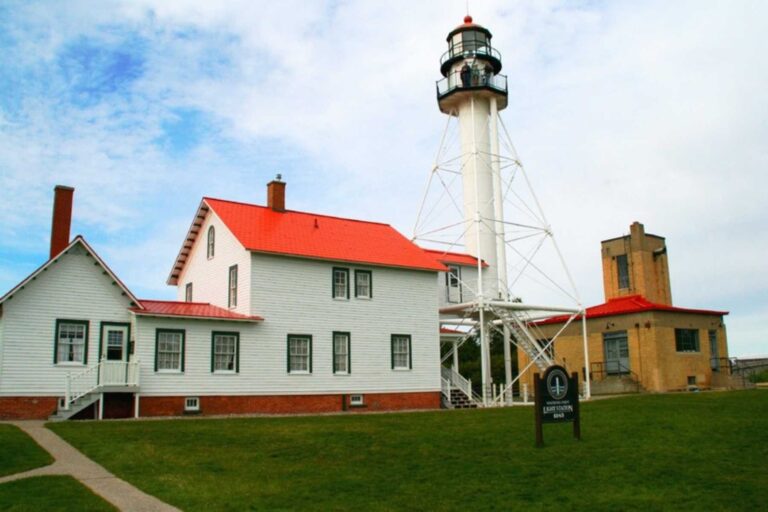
(415, 16, 590, 405)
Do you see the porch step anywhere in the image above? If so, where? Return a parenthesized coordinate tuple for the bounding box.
(449, 389, 477, 409)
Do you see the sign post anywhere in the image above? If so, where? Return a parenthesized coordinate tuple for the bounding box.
(534, 365, 581, 447)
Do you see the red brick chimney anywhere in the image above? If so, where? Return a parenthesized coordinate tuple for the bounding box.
(267, 174, 286, 212)
(50, 185, 74, 258)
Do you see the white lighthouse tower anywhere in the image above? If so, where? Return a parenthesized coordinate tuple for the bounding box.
(437, 15, 507, 301)
(417, 16, 590, 406)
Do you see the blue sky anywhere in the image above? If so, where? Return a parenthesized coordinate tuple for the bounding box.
(1, 0, 766, 356)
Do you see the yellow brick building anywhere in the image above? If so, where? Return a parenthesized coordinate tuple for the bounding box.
(518, 222, 733, 393)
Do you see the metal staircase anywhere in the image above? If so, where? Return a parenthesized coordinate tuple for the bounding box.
(493, 308, 553, 371)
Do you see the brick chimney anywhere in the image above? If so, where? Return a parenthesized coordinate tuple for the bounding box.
(50, 185, 74, 259)
(267, 174, 286, 212)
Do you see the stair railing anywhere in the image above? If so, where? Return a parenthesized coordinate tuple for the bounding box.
(493, 307, 553, 371)
(64, 364, 100, 409)
(64, 360, 141, 410)
(441, 365, 481, 405)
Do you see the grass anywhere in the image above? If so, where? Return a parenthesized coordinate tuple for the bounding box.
(0, 476, 116, 511)
(49, 390, 768, 511)
(0, 424, 53, 477)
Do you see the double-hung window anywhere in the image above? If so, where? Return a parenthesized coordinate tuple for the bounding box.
(55, 320, 89, 364)
(228, 265, 238, 308)
(391, 334, 412, 370)
(675, 328, 700, 352)
(212, 332, 239, 373)
(354, 270, 372, 299)
(288, 335, 312, 374)
(207, 226, 215, 259)
(156, 329, 185, 372)
(185, 283, 193, 302)
(333, 332, 351, 374)
(332, 268, 349, 299)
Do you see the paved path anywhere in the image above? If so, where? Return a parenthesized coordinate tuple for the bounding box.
(1, 421, 180, 512)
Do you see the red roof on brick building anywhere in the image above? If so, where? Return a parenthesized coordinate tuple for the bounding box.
(537, 295, 728, 325)
(131, 300, 263, 322)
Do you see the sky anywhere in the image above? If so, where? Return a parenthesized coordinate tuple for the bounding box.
(0, 0, 766, 357)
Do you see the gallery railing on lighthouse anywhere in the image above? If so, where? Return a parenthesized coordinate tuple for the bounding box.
(436, 71, 508, 100)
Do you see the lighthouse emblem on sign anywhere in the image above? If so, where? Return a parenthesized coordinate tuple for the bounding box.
(546, 367, 569, 400)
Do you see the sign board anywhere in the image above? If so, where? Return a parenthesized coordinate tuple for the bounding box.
(534, 365, 581, 446)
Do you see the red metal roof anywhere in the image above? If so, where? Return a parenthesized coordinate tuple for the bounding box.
(422, 248, 488, 268)
(131, 300, 263, 322)
(536, 295, 728, 325)
(203, 198, 447, 272)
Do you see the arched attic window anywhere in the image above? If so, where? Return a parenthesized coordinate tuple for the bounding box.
(207, 226, 215, 259)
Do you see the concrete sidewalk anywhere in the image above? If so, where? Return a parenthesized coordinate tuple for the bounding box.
(1, 421, 180, 512)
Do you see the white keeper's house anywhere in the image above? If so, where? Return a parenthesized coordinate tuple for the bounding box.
(0, 181, 464, 420)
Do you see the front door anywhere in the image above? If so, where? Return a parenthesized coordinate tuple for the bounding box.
(102, 324, 129, 362)
(603, 331, 629, 375)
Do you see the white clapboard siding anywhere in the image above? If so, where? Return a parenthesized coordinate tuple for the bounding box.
(175, 208, 251, 315)
(134, 254, 440, 396)
(0, 245, 134, 395)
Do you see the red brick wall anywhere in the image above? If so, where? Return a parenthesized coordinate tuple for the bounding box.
(0, 397, 58, 420)
(139, 391, 440, 417)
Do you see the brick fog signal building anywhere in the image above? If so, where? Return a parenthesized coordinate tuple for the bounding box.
(519, 222, 739, 394)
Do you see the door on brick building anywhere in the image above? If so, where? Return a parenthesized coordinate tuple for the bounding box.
(603, 331, 629, 375)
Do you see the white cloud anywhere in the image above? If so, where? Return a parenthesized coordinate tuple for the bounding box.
(0, 0, 765, 354)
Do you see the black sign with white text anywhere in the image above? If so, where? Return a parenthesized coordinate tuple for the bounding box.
(539, 365, 578, 423)
(534, 365, 581, 446)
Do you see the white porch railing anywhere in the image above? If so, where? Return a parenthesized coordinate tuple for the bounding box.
(64, 360, 140, 410)
(441, 365, 480, 405)
(441, 376, 451, 400)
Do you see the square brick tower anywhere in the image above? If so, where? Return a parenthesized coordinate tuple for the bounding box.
(601, 221, 672, 305)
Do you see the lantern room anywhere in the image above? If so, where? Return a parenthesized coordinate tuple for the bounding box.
(436, 15, 509, 114)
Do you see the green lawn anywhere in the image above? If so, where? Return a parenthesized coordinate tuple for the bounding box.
(0, 476, 116, 511)
(50, 391, 768, 511)
(0, 424, 53, 477)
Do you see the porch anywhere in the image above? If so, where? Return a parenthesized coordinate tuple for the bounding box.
(52, 360, 141, 421)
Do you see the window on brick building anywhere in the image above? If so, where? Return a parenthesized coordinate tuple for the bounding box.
(675, 328, 700, 352)
(617, 254, 630, 289)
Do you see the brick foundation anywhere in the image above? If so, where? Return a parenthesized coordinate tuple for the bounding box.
(139, 391, 440, 417)
(0, 397, 59, 420)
